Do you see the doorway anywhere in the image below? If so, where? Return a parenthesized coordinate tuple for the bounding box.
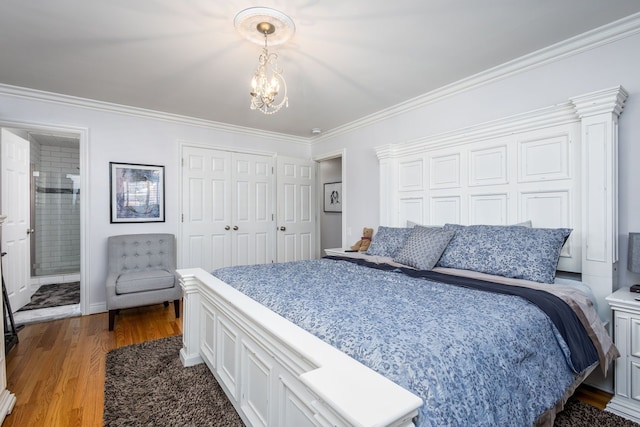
(29, 133, 80, 278)
(316, 153, 345, 255)
(1, 127, 82, 324)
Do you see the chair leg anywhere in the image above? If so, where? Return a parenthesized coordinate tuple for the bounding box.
(174, 299, 181, 318)
(108, 309, 116, 331)
(163, 301, 169, 307)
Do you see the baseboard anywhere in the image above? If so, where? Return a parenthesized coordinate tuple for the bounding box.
(88, 302, 107, 315)
(606, 396, 640, 423)
(0, 388, 16, 424)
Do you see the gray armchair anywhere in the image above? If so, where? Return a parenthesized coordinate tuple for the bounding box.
(106, 233, 182, 330)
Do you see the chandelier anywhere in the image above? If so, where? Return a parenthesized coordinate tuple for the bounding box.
(250, 22, 287, 114)
(234, 7, 295, 115)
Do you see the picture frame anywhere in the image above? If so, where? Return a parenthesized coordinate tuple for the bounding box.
(323, 182, 342, 213)
(110, 162, 165, 223)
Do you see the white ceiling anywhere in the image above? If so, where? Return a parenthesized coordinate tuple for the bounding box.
(29, 132, 79, 148)
(1, 1, 640, 138)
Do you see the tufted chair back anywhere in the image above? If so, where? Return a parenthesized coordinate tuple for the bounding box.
(108, 233, 175, 275)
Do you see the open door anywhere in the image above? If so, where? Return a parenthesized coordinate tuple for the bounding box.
(0, 129, 32, 312)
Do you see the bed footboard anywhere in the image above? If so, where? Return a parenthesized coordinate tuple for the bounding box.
(177, 268, 422, 427)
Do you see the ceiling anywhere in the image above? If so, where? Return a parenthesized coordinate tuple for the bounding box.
(29, 132, 79, 148)
(1, 1, 640, 138)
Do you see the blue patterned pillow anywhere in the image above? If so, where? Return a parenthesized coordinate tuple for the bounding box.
(394, 226, 455, 270)
(366, 226, 413, 257)
(436, 224, 572, 283)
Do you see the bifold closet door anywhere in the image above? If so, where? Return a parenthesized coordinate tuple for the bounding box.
(181, 146, 273, 271)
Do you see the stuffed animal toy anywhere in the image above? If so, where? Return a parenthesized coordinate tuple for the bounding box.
(350, 227, 374, 252)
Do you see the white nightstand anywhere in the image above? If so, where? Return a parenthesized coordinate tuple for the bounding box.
(324, 248, 349, 257)
(606, 288, 640, 423)
(324, 248, 371, 258)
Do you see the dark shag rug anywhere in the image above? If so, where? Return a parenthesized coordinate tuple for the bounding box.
(554, 398, 640, 427)
(104, 335, 637, 427)
(19, 281, 80, 311)
(104, 335, 244, 427)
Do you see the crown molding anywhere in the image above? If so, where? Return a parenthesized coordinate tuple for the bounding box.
(571, 85, 629, 118)
(0, 83, 310, 146)
(315, 12, 640, 144)
(2, 11, 638, 147)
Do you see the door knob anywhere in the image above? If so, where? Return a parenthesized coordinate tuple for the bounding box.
(225, 225, 230, 230)
(279, 226, 286, 231)
(26, 228, 35, 235)
(233, 226, 239, 231)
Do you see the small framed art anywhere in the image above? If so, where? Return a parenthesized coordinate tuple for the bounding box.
(110, 162, 165, 223)
(323, 182, 342, 213)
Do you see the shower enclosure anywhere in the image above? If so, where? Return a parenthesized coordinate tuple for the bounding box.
(29, 134, 80, 277)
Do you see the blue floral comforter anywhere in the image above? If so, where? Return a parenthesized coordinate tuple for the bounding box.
(213, 258, 593, 427)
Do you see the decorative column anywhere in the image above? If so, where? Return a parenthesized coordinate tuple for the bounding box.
(571, 85, 628, 323)
(375, 144, 399, 226)
(178, 270, 203, 367)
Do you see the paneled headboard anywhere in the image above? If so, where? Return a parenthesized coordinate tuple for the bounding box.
(376, 86, 627, 323)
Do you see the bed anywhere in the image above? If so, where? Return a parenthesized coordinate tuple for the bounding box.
(177, 86, 627, 427)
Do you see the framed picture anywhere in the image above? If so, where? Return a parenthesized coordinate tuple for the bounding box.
(323, 182, 342, 213)
(110, 162, 165, 223)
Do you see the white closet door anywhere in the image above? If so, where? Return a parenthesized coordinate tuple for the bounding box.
(276, 156, 316, 262)
(181, 147, 274, 270)
(181, 146, 232, 271)
(231, 153, 273, 266)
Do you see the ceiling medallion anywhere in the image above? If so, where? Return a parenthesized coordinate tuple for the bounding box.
(234, 8, 295, 115)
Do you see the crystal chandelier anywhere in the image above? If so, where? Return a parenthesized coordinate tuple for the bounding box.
(250, 22, 288, 114)
(234, 7, 295, 115)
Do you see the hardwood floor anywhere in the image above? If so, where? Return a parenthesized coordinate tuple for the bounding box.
(2, 301, 611, 426)
(4, 303, 182, 427)
(573, 383, 612, 411)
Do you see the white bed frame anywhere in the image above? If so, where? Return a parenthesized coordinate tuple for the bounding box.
(177, 86, 627, 427)
(178, 268, 422, 427)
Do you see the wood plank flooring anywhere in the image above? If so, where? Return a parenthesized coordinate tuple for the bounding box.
(4, 303, 182, 427)
(573, 384, 612, 410)
(3, 301, 611, 426)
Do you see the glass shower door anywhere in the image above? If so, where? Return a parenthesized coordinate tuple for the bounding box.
(30, 140, 80, 277)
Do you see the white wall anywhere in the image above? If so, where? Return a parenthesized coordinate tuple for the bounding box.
(2, 27, 640, 314)
(311, 31, 640, 291)
(0, 93, 310, 313)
